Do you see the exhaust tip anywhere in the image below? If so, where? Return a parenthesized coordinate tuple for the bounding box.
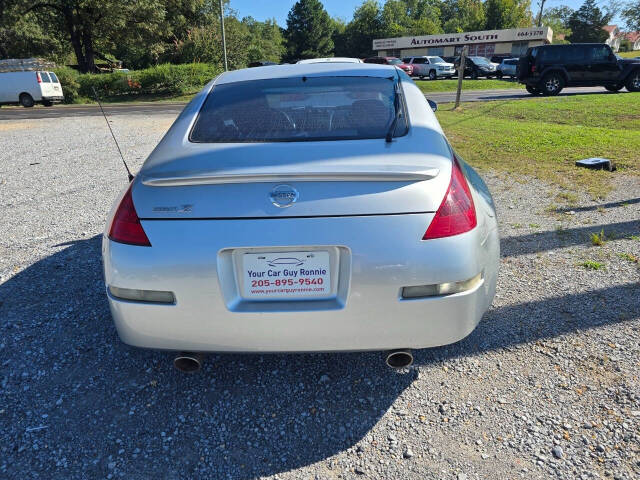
(385, 349, 414, 369)
(173, 352, 203, 373)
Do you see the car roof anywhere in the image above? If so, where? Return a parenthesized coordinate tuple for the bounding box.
(296, 57, 363, 64)
(215, 63, 398, 85)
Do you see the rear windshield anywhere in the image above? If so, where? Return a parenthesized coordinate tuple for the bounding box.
(49, 72, 59, 83)
(190, 76, 407, 143)
(40, 72, 51, 82)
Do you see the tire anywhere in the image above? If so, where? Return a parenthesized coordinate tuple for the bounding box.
(42, 100, 53, 107)
(496, 71, 503, 79)
(471, 70, 478, 80)
(604, 85, 622, 92)
(540, 72, 564, 96)
(428, 70, 436, 80)
(526, 85, 541, 95)
(19, 93, 35, 108)
(419, 76, 425, 80)
(625, 71, 640, 92)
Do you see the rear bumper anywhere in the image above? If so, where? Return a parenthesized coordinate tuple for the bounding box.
(42, 95, 64, 103)
(102, 214, 499, 352)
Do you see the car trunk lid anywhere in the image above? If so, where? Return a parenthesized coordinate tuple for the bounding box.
(134, 140, 452, 219)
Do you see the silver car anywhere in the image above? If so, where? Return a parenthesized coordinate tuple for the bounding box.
(103, 63, 499, 370)
(497, 58, 519, 79)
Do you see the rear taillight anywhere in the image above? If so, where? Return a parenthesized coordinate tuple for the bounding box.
(531, 65, 536, 73)
(422, 157, 477, 240)
(36, 72, 42, 83)
(108, 184, 151, 246)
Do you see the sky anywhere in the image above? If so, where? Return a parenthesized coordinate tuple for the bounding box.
(229, 0, 624, 30)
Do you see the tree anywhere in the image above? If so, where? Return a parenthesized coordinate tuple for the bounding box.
(24, 0, 166, 72)
(285, 0, 334, 61)
(0, 0, 69, 60)
(567, 0, 612, 43)
(440, 0, 485, 33)
(484, 0, 533, 30)
(622, 1, 640, 31)
(381, 0, 441, 37)
(340, 0, 383, 58)
(331, 16, 349, 57)
(540, 6, 573, 43)
(243, 17, 286, 64)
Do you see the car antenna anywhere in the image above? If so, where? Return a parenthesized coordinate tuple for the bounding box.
(92, 87, 134, 182)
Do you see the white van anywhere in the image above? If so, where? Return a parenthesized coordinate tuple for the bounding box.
(0, 71, 64, 107)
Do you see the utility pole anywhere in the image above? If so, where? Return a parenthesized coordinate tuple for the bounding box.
(455, 46, 467, 109)
(537, 0, 547, 27)
(219, 0, 228, 71)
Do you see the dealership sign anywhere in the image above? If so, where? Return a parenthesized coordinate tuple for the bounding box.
(373, 27, 552, 50)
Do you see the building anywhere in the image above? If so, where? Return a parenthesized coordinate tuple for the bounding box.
(622, 32, 640, 51)
(603, 25, 621, 52)
(373, 26, 553, 59)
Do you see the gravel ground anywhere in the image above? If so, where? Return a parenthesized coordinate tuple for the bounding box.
(0, 112, 638, 480)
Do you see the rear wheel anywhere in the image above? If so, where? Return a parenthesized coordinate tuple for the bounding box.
(19, 93, 35, 108)
(42, 100, 53, 107)
(625, 71, 640, 92)
(496, 71, 503, 79)
(604, 85, 622, 92)
(541, 72, 564, 96)
(526, 85, 541, 95)
(428, 70, 436, 80)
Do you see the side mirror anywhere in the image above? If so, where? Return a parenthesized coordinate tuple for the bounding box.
(428, 99, 438, 112)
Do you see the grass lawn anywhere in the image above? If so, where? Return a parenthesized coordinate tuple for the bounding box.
(415, 79, 523, 93)
(617, 50, 640, 58)
(436, 93, 640, 199)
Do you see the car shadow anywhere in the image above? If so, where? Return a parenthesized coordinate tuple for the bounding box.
(0, 235, 414, 478)
(412, 281, 640, 367)
(500, 219, 640, 257)
(478, 89, 626, 101)
(554, 197, 640, 213)
(1, 234, 638, 478)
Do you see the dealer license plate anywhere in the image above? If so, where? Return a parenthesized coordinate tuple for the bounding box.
(242, 251, 331, 299)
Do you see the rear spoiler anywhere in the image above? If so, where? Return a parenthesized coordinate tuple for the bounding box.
(141, 169, 440, 186)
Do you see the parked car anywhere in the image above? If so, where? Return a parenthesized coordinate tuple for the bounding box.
(518, 43, 640, 95)
(490, 55, 512, 64)
(497, 58, 519, 79)
(102, 63, 499, 372)
(454, 56, 497, 79)
(363, 56, 413, 76)
(402, 56, 455, 79)
(0, 70, 64, 107)
(296, 57, 363, 64)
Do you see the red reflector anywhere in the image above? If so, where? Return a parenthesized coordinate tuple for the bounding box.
(423, 157, 477, 240)
(36, 72, 42, 83)
(108, 184, 151, 246)
(531, 65, 536, 73)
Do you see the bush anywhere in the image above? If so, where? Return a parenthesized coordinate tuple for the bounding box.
(52, 66, 81, 103)
(71, 63, 221, 100)
(77, 72, 130, 98)
(134, 63, 219, 95)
